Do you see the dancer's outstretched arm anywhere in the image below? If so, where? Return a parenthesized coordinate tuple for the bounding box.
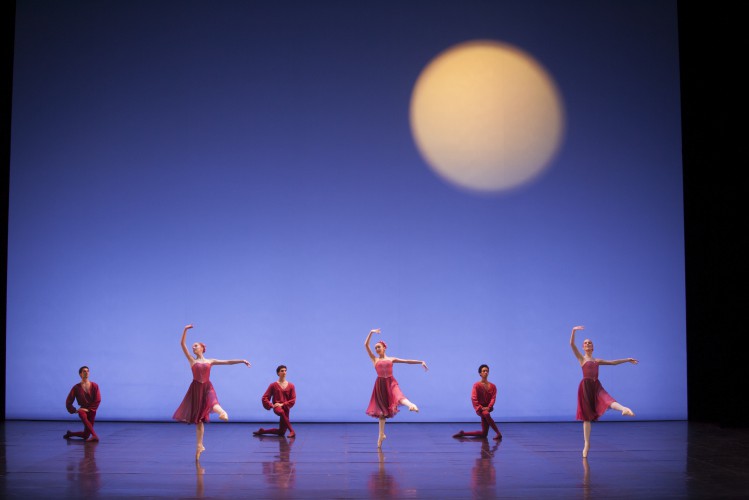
(180, 324, 195, 364)
(598, 358, 638, 366)
(392, 358, 429, 371)
(211, 358, 251, 367)
(569, 325, 585, 363)
(365, 328, 380, 362)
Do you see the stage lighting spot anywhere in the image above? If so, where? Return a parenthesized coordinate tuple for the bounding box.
(410, 40, 564, 192)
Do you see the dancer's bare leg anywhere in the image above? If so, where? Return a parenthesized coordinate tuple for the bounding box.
(399, 397, 419, 413)
(582, 421, 591, 458)
(196, 422, 205, 461)
(610, 402, 634, 417)
(377, 418, 386, 448)
(212, 404, 229, 421)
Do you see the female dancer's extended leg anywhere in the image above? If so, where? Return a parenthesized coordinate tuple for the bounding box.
(212, 404, 229, 421)
(610, 402, 635, 417)
(399, 398, 419, 412)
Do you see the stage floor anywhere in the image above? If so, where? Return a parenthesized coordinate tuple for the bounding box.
(2, 420, 748, 498)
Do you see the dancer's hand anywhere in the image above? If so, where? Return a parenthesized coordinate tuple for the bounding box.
(273, 402, 283, 408)
(572, 325, 584, 331)
(421, 361, 429, 371)
(370, 328, 381, 335)
(184, 324, 194, 331)
(628, 358, 638, 364)
(242, 360, 251, 367)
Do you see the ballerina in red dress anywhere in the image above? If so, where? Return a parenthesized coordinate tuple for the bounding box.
(570, 325, 637, 458)
(173, 324, 251, 460)
(365, 328, 428, 448)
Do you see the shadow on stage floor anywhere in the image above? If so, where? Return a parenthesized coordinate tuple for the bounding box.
(2, 420, 749, 498)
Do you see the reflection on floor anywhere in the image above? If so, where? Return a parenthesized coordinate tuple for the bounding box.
(2, 421, 749, 498)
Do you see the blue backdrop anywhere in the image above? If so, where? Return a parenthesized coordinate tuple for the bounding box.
(6, 1, 685, 422)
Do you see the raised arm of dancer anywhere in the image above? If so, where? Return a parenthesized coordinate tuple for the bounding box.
(180, 324, 195, 364)
(597, 357, 638, 366)
(392, 358, 429, 371)
(211, 359, 251, 367)
(365, 328, 380, 362)
(569, 325, 585, 363)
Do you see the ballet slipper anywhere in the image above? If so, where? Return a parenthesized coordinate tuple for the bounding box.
(287, 432, 296, 439)
(219, 411, 229, 421)
(86, 435, 99, 442)
(196, 444, 205, 461)
(493, 433, 502, 441)
(452, 431, 465, 438)
(622, 408, 635, 417)
(63, 431, 72, 439)
(252, 428, 265, 436)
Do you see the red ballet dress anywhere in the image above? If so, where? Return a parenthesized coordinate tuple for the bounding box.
(576, 360, 616, 421)
(366, 359, 406, 419)
(173, 362, 219, 424)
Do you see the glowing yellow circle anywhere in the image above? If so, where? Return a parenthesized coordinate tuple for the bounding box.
(410, 41, 564, 192)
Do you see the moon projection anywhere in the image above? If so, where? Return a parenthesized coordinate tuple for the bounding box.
(410, 41, 564, 192)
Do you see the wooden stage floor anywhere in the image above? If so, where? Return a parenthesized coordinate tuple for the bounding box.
(2, 420, 748, 498)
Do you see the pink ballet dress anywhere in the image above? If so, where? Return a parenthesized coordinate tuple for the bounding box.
(576, 360, 616, 421)
(366, 359, 406, 419)
(173, 362, 219, 424)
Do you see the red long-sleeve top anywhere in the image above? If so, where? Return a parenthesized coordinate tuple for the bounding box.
(262, 382, 296, 410)
(66, 382, 101, 413)
(471, 381, 497, 415)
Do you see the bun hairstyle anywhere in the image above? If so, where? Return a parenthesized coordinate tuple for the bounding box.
(375, 340, 388, 350)
(198, 342, 207, 353)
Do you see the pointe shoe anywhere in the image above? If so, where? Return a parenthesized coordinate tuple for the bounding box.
(287, 432, 296, 439)
(582, 442, 590, 458)
(63, 431, 72, 439)
(452, 431, 465, 438)
(408, 404, 419, 412)
(622, 408, 635, 417)
(219, 411, 229, 421)
(196, 444, 205, 461)
(86, 435, 99, 442)
(377, 434, 386, 448)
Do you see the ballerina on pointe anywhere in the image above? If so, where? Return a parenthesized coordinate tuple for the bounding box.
(172, 324, 251, 460)
(570, 325, 637, 458)
(365, 328, 428, 448)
